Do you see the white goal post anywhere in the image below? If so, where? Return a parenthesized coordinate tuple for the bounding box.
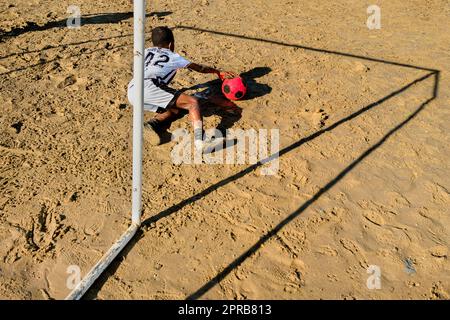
(65, 0, 146, 300)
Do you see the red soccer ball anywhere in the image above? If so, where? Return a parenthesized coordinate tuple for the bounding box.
(222, 76, 247, 101)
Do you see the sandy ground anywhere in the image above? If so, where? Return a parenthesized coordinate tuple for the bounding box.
(0, 0, 449, 300)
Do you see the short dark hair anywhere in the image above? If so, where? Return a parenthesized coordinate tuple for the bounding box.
(151, 26, 174, 47)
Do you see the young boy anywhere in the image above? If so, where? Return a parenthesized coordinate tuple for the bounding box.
(127, 26, 236, 150)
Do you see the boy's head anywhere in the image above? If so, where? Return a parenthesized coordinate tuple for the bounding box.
(152, 26, 175, 51)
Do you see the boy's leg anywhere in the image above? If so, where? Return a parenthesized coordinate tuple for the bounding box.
(172, 93, 204, 148)
(173, 93, 227, 153)
(202, 94, 242, 115)
(151, 107, 188, 130)
(144, 93, 201, 146)
(152, 92, 240, 129)
(150, 107, 187, 131)
(141, 88, 228, 151)
(142, 84, 187, 144)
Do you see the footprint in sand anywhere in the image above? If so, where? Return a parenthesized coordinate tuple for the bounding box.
(25, 202, 68, 261)
(339, 238, 368, 268)
(82, 202, 108, 237)
(431, 183, 450, 205)
(363, 210, 386, 227)
(57, 75, 77, 89)
(304, 108, 329, 128)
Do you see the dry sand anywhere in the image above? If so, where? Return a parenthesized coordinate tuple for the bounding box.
(0, 0, 449, 299)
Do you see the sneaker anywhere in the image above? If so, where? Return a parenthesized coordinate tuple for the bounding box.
(144, 122, 162, 146)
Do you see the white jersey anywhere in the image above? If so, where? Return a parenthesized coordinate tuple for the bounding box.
(143, 47, 191, 86)
(127, 47, 191, 112)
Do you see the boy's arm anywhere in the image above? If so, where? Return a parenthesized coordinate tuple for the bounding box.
(187, 63, 236, 79)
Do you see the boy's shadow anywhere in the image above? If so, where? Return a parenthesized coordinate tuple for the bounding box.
(156, 67, 272, 145)
(184, 66, 272, 134)
(240, 66, 273, 100)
